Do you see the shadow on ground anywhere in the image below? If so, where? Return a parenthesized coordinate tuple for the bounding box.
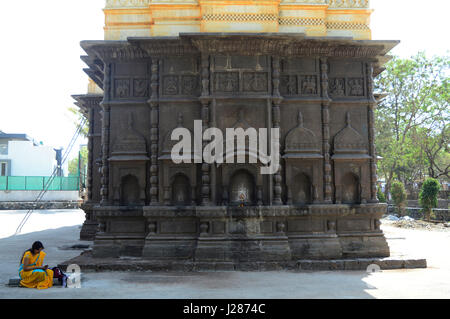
(0, 225, 380, 299)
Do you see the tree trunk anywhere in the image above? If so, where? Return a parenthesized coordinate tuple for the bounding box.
(426, 208, 431, 222)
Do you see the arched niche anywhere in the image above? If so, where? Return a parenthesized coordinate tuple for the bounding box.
(120, 174, 141, 206)
(171, 174, 191, 206)
(341, 172, 360, 204)
(229, 169, 255, 205)
(291, 173, 312, 205)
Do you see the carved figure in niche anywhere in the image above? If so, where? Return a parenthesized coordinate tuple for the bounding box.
(301, 75, 317, 95)
(239, 193, 245, 208)
(281, 75, 297, 95)
(348, 78, 364, 96)
(164, 76, 179, 95)
(216, 73, 238, 92)
(133, 79, 148, 97)
(230, 170, 255, 205)
(181, 76, 198, 95)
(255, 56, 263, 71)
(330, 78, 345, 96)
(115, 79, 130, 98)
(244, 73, 267, 92)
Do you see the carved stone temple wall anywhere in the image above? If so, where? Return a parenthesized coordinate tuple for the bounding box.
(73, 1, 398, 265)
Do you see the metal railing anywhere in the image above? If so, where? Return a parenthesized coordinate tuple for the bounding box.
(0, 176, 79, 191)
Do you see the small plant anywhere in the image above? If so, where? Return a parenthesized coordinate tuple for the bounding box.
(419, 178, 441, 222)
(377, 187, 386, 203)
(391, 181, 407, 216)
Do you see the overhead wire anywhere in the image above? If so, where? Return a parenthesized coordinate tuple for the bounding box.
(14, 118, 87, 236)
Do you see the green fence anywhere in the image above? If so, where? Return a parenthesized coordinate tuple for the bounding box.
(0, 176, 79, 191)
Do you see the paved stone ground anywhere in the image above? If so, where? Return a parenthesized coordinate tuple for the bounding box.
(0, 209, 449, 299)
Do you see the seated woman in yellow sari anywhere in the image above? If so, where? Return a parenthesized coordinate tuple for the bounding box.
(19, 241, 53, 289)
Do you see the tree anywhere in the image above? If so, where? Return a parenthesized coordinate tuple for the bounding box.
(68, 147, 88, 178)
(391, 181, 407, 216)
(377, 187, 386, 203)
(419, 178, 441, 221)
(413, 124, 449, 180)
(375, 53, 449, 196)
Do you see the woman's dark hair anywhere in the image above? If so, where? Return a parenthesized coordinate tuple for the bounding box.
(19, 241, 44, 264)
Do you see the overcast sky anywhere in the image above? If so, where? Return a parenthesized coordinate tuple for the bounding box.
(0, 0, 448, 161)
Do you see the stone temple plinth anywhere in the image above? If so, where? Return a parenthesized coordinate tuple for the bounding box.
(74, 33, 399, 266)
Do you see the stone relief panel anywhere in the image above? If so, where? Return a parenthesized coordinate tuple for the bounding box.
(212, 55, 270, 94)
(280, 75, 298, 95)
(329, 78, 346, 97)
(160, 56, 200, 97)
(114, 79, 131, 98)
(163, 75, 179, 95)
(300, 75, 318, 95)
(348, 78, 364, 96)
(329, 77, 365, 97)
(133, 79, 149, 97)
(112, 62, 150, 99)
(328, 60, 366, 98)
(280, 58, 319, 97)
(242, 72, 269, 92)
(181, 75, 199, 95)
(214, 72, 239, 93)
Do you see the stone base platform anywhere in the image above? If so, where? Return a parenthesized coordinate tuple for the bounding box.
(0, 201, 80, 210)
(58, 251, 426, 272)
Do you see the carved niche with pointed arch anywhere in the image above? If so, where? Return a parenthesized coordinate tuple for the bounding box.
(283, 111, 323, 204)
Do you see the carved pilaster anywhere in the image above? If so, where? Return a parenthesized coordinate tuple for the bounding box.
(149, 58, 160, 205)
(163, 186, 171, 205)
(200, 54, 211, 206)
(272, 56, 283, 205)
(222, 187, 228, 206)
(367, 62, 379, 203)
(320, 58, 333, 203)
(100, 63, 111, 205)
(87, 106, 95, 202)
(257, 186, 263, 206)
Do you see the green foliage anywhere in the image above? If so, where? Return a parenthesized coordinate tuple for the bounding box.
(391, 181, 407, 215)
(419, 178, 441, 221)
(375, 52, 449, 195)
(377, 187, 386, 203)
(68, 147, 88, 177)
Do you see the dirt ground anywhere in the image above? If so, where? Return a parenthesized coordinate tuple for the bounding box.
(0, 209, 449, 299)
(383, 218, 450, 232)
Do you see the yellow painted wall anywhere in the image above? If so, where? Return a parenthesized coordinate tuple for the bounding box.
(103, 0, 373, 40)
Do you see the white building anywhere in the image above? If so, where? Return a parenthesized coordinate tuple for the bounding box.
(0, 131, 66, 177)
(0, 131, 77, 202)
